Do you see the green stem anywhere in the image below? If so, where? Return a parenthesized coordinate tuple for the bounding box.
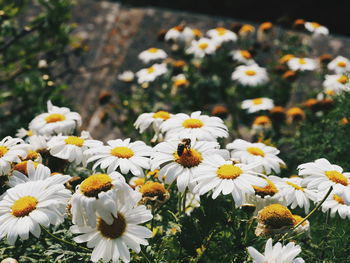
(41, 226, 90, 252)
(140, 249, 152, 263)
(182, 189, 188, 215)
(277, 186, 333, 242)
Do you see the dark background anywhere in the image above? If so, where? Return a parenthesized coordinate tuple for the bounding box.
(119, 0, 349, 36)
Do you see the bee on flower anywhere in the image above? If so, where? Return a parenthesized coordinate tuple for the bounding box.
(206, 27, 237, 45)
(327, 56, 350, 74)
(29, 101, 82, 137)
(160, 111, 228, 141)
(231, 64, 269, 87)
(287, 57, 317, 71)
(305, 21, 329, 35)
(151, 139, 222, 192)
(226, 139, 285, 174)
(136, 63, 167, 84)
(138, 48, 167, 64)
(186, 38, 217, 58)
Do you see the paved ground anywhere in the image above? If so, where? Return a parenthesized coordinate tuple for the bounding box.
(59, 0, 350, 140)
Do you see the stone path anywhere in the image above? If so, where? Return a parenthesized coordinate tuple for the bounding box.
(59, 0, 350, 140)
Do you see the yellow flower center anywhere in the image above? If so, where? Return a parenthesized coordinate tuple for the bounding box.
(247, 147, 265, 157)
(27, 130, 33, 136)
(252, 98, 263, 105)
(45, 113, 66, 123)
(173, 148, 202, 168)
(26, 150, 39, 161)
(333, 194, 345, 204)
(14, 161, 39, 175)
(311, 22, 321, 28)
(260, 22, 273, 31)
(11, 196, 38, 217)
(245, 70, 256, 76)
(80, 173, 113, 197)
(140, 182, 166, 198)
(253, 116, 271, 126)
(192, 29, 202, 37)
(286, 181, 304, 191)
(148, 48, 158, 53)
(110, 147, 134, 159)
(98, 213, 126, 239)
(147, 66, 155, 73)
(216, 164, 243, 180)
(298, 58, 306, 65)
(0, 146, 9, 157)
(147, 169, 160, 178)
(337, 75, 348, 84)
(240, 24, 254, 33)
(325, 170, 348, 186)
(153, 111, 171, 120)
(325, 89, 335, 96)
(174, 79, 189, 87)
(215, 27, 227, 36)
(198, 42, 209, 50)
(64, 136, 85, 147)
(337, 61, 347, 68)
(253, 179, 278, 197)
(182, 118, 204, 128)
(258, 204, 295, 229)
(287, 107, 305, 118)
(240, 50, 252, 59)
(133, 177, 145, 187)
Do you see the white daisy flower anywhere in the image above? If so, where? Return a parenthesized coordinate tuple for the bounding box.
(71, 172, 141, 228)
(134, 111, 172, 142)
(136, 63, 167, 84)
(0, 180, 71, 245)
(185, 192, 200, 216)
(327, 56, 350, 74)
(28, 135, 48, 153)
(47, 131, 102, 166)
(160, 111, 228, 141)
(138, 48, 167, 64)
(186, 38, 216, 58)
(118, 71, 135, 82)
(271, 176, 317, 213)
(226, 139, 285, 174)
(298, 158, 350, 194)
(15, 128, 35, 139)
(8, 160, 70, 188)
(287, 57, 317, 71)
(305, 22, 329, 35)
(322, 188, 350, 219)
(193, 154, 266, 206)
(0, 136, 28, 176)
(241, 98, 274, 113)
(29, 101, 82, 136)
(86, 138, 152, 176)
(207, 27, 237, 44)
(248, 238, 305, 263)
(70, 201, 152, 263)
(231, 64, 269, 86)
(323, 74, 350, 95)
(151, 139, 222, 192)
(165, 26, 195, 43)
(232, 50, 255, 65)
